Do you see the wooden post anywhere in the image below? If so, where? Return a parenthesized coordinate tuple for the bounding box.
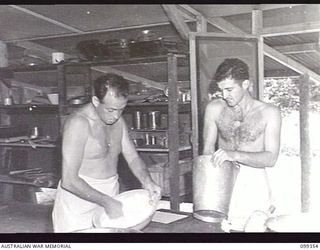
(167, 54, 180, 211)
(189, 34, 199, 158)
(252, 9, 264, 101)
(0, 41, 8, 68)
(299, 74, 312, 212)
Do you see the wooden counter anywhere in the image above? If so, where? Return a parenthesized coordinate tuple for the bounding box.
(0, 202, 223, 233)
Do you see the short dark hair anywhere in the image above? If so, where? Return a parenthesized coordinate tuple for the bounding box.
(214, 58, 249, 84)
(93, 73, 129, 101)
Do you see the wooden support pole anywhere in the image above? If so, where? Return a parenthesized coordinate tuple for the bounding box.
(167, 54, 180, 211)
(252, 9, 264, 100)
(299, 74, 312, 212)
(0, 41, 8, 68)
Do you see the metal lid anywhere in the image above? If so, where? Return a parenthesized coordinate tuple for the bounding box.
(193, 210, 227, 223)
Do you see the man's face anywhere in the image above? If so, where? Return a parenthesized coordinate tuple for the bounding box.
(217, 77, 246, 107)
(95, 89, 128, 125)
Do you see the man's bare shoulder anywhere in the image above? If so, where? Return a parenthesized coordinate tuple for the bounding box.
(206, 99, 226, 112)
(255, 101, 281, 121)
(64, 112, 90, 131)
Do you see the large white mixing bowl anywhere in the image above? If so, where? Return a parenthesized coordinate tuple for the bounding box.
(92, 189, 159, 231)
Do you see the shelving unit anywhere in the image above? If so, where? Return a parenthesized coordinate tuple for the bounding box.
(0, 53, 192, 210)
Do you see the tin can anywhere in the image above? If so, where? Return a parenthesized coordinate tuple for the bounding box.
(4, 97, 13, 105)
(30, 127, 39, 139)
(141, 113, 148, 129)
(149, 111, 161, 130)
(150, 135, 157, 145)
(145, 133, 150, 145)
(133, 111, 142, 129)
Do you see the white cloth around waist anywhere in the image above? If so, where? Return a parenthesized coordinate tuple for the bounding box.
(227, 164, 273, 231)
(52, 174, 119, 233)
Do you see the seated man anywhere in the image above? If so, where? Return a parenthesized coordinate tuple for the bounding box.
(202, 58, 281, 231)
(52, 73, 161, 232)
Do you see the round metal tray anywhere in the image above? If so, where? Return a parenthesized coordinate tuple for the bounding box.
(193, 210, 227, 223)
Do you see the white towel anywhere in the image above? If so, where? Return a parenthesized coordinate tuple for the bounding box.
(52, 174, 119, 233)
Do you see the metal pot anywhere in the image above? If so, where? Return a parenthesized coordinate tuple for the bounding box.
(192, 155, 238, 223)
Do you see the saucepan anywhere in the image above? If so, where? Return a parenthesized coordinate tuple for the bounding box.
(192, 155, 239, 223)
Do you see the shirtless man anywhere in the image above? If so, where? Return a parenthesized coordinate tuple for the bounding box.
(52, 73, 161, 232)
(202, 58, 281, 231)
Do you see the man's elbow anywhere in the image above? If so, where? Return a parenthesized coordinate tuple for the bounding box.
(61, 175, 78, 192)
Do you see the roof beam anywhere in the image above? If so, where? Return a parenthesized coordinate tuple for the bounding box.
(273, 43, 320, 55)
(91, 65, 165, 91)
(264, 45, 320, 83)
(9, 5, 84, 34)
(183, 5, 320, 84)
(13, 41, 73, 60)
(5, 20, 195, 43)
(263, 21, 320, 37)
(258, 4, 304, 11)
(162, 5, 190, 40)
(179, 4, 247, 34)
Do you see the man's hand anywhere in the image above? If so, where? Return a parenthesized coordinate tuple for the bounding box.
(211, 149, 236, 167)
(143, 179, 161, 204)
(102, 197, 124, 219)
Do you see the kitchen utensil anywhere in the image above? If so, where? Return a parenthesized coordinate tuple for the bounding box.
(92, 189, 159, 230)
(193, 155, 238, 223)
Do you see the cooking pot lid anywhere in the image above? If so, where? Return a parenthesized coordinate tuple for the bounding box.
(193, 210, 227, 223)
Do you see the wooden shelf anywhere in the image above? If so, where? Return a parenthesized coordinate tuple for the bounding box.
(0, 104, 59, 109)
(125, 102, 191, 113)
(0, 142, 57, 148)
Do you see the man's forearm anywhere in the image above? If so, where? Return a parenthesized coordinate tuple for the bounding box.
(231, 150, 278, 168)
(127, 157, 153, 186)
(61, 177, 113, 206)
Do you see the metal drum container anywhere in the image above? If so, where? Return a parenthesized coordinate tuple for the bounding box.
(193, 155, 238, 223)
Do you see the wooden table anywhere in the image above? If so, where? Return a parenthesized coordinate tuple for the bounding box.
(144, 209, 223, 233)
(0, 202, 223, 233)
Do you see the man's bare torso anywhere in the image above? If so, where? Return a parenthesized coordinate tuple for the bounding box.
(215, 101, 266, 152)
(73, 104, 123, 179)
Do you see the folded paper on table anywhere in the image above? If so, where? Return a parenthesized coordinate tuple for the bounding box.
(151, 211, 188, 224)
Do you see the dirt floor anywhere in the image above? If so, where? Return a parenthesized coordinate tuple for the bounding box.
(0, 202, 53, 233)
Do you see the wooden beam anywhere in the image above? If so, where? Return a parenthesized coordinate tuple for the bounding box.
(274, 43, 319, 55)
(182, 5, 320, 85)
(91, 65, 165, 91)
(299, 74, 311, 212)
(162, 5, 190, 40)
(264, 44, 320, 84)
(189, 33, 199, 158)
(13, 41, 73, 61)
(9, 5, 83, 33)
(5, 21, 196, 43)
(258, 4, 304, 11)
(252, 9, 264, 100)
(263, 21, 320, 37)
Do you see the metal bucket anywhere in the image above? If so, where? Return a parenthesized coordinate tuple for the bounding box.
(193, 155, 238, 223)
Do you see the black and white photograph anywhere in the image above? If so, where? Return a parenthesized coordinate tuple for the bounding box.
(0, 4, 319, 243)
